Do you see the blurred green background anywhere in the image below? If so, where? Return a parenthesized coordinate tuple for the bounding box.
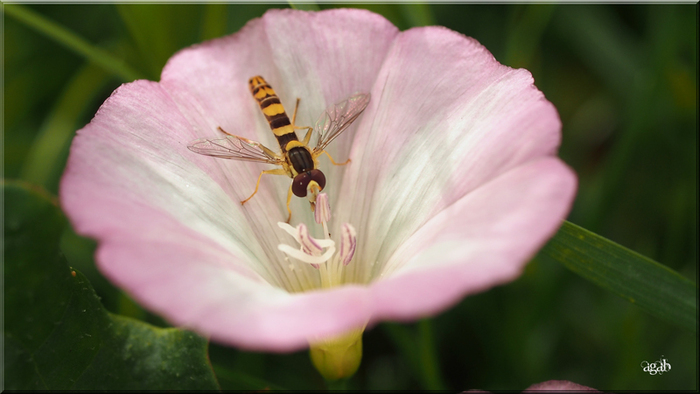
(3, 3, 697, 391)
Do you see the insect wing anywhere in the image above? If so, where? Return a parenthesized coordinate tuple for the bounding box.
(314, 93, 370, 151)
(187, 135, 282, 165)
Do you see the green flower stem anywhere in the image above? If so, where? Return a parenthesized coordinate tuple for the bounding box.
(4, 4, 145, 82)
(417, 319, 446, 390)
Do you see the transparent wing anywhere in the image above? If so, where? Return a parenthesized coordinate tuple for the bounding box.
(187, 135, 283, 165)
(313, 92, 370, 152)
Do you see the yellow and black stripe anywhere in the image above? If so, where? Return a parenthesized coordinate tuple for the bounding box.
(248, 76, 299, 154)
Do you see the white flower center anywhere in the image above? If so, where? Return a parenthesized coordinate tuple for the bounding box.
(277, 193, 357, 289)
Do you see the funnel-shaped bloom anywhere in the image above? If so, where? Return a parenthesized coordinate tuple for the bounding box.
(60, 8, 576, 351)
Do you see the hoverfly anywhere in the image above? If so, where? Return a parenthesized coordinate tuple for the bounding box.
(187, 76, 370, 222)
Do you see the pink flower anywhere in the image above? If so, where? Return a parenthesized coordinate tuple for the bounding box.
(467, 380, 600, 392)
(524, 380, 600, 391)
(60, 8, 576, 352)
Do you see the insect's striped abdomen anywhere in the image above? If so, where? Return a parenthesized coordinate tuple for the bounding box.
(248, 76, 298, 153)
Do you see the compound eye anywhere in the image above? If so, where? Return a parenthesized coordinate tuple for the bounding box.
(292, 172, 312, 197)
(292, 170, 326, 198)
(309, 169, 326, 191)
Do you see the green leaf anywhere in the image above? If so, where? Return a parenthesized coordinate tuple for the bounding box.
(3, 4, 145, 82)
(538, 221, 697, 332)
(3, 181, 220, 390)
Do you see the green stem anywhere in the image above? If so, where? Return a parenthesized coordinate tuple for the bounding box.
(418, 319, 446, 390)
(325, 377, 349, 390)
(4, 4, 145, 82)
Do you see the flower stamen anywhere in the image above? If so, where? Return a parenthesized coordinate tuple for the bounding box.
(314, 192, 331, 225)
(339, 223, 357, 266)
(277, 222, 335, 267)
(277, 194, 358, 289)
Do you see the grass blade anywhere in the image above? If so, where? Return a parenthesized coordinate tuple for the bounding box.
(20, 62, 112, 192)
(539, 221, 697, 332)
(4, 4, 145, 82)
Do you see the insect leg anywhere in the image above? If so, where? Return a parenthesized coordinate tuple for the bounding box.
(319, 150, 351, 166)
(290, 98, 313, 138)
(291, 98, 301, 126)
(285, 183, 294, 223)
(301, 127, 314, 145)
(242, 168, 288, 205)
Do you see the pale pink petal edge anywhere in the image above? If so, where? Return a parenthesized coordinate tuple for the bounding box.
(464, 379, 599, 392)
(366, 157, 577, 322)
(524, 380, 600, 392)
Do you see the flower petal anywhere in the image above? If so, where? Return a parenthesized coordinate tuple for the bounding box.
(60, 81, 295, 285)
(523, 380, 600, 392)
(334, 26, 563, 282)
(159, 8, 398, 206)
(59, 9, 398, 350)
(464, 380, 599, 392)
(367, 157, 576, 320)
(95, 213, 369, 351)
(260, 8, 399, 204)
(60, 9, 577, 351)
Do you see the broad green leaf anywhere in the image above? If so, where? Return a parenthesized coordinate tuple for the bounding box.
(538, 221, 697, 332)
(3, 181, 220, 390)
(3, 4, 145, 82)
